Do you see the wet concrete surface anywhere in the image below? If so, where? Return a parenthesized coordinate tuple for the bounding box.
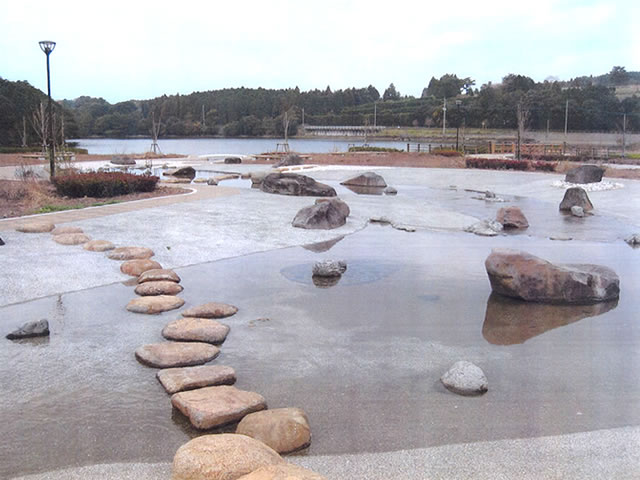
(2, 224, 640, 478)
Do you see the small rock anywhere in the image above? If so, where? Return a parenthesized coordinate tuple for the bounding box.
(440, 361, 488, 396)
(171, 434, 284, 480)
(384, 186, 398, 195)
(340, 172, 387, 188)
(225, 157, 242, 164)
(135, 281, 184, 296)
(167, 166, 196, 178)
(107, 246, 155, 260)
(0, 237, 4, 246)
(207, 178, 219, 186)
(121, 259, 163, 277)
(126, 295, 185, 314)
(16, 222, 55, 233)
(52, 233, 91, 245)
(236, 408, 311, 454)
(571, 206, 585, 217)
(182, 302, 238, 319)
(157, 365, 236, 394)
(138, 268, 181, 283)
(559, 187, 593, 212)
(51, 226, 83, 235)
(237, 464, 327, 480)
(312, 260, 347, 277)
(625, 234, 640, 247)
(464, 220, 503, 236)
(496, 206, 529, 229)
(172, 385, 267, 429)
(162, 317, 230, 344)
(83, 240, 115, 252)
(135, 342, 219, 368)
(565, 164, 605, 184)
(6, 319, 50, 340)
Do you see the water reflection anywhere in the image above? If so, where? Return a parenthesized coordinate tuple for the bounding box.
(482, 293, 618, 345)
(302, 236, 344, 253)
(342, 185, 385, 195)
(312, 275, 342, 288)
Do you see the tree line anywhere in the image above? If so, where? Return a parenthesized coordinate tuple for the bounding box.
(0, 67, 638, 147)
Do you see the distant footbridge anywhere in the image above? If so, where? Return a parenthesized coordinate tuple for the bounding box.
(301, 125, 386, 136)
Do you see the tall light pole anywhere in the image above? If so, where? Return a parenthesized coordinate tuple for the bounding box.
(39, 40, 56, 179)
(455, 100, 462, 151)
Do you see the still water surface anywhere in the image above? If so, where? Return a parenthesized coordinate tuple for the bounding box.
(1, 225, 639, 478)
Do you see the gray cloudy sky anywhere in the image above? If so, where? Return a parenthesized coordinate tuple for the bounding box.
(1, 0, 638, 103)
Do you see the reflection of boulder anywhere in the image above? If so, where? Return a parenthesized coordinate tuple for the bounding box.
(342, 185, 385, 195)
(302, 236, 344, 253)
(341, 172, 387, 187)
(483, 293, 618, 345)
(312, 275, 341, 288)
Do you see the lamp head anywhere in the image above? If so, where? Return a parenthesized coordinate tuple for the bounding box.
(39, 41, 56, 54)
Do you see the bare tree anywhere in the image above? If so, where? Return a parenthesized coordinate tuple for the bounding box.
(31, 102, 48, 154)
(21, 116, 28, 148)
(150, 110, 162, 155)
(516, 102, 530, 160)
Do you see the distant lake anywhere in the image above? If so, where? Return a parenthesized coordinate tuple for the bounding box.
(72, 137, 409, 156)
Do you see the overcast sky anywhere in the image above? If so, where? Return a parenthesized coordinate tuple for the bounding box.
(1, 0, 638, 104)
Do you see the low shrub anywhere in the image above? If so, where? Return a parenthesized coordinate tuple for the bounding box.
(466, 157, 556, 172)
(52, 172, 159, 198)
(432, 148, 463, 157)
(348, 146, 403, 153)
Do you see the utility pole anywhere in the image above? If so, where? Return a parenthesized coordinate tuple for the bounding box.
(442, 98, 447, 136)
(374, 102, 377, 128)
(564, 99, 569, 139)
(301, 108, 305, 126)
(623, 113, 627, 158)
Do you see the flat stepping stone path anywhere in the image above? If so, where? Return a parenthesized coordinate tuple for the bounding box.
(171, 385, 267, 429)
(51, 226, 84, 235)
(135, 280, 184, 296)
(135, 342, 220, 368)
(126, 295, 184, 314)
(16, 222, 55, 233)
(107, 246, 154, 260)
(440, 361, 488, 396)
(182, 302, 238, 319)
(172, 434, 284, 480)
(157, 365, 236, 394)
(83, 240, 115, 252)
(52, 233, 91, 245)
(236, 407, 311, 454)
(162, 317, 230, 344)
(121, 259, 162, 276)
(138, 268, 181, 283)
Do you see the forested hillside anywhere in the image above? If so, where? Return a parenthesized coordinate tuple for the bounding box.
(1, 67, 639, 146)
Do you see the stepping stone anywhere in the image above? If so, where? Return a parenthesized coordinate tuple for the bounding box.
(121, 259, 162, 277)
(52, 233, 91, 245)
(172, 385, 267, 429)
(440, 361, 488, 396)
(126, 295, 184, 314)
(162, 317, 230, 344)
(157, 365, 236, 394)
(172, 434, 284, 480)
(51, 226, 83, 235)
(238, 464, 327, 480)
(6, 319, 50, 340)
(135, 342, 219, 368)
(182, 302, 238, 319)
(236, 408, 311, 454)
(16, 222, 55, 233)
(107, 246, 154, 260)
(135, 281, 184, 296)
(83, 239, 115, 252)
(138, 268, 181, 283)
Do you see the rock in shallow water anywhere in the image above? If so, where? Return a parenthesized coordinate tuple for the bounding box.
(571, 206, 585, 217)
(440, 361, 488, 396)
(292, 200, 349, 230)
(261, 173, 336, 197)
(138, 268, 181, 283)
(236, 408, 312, 454)
(565, 164, 605, 184)
(312, 260, 347, 277)
(135, 280, 184, 296)
(559, 187, 593, 212)
(496, 206, 528, 229)
(157, 365, 236, 394)
(121, 259, 162, 277)
(172, 434, 284, 480)
(135, 342, 220, 368)
(162, 317, 230, 343)
(171, 385, 267, 429)
(126, 295, 185, 314)
(182, 302, 238, 319)
(625, 234, 640, 247)
(485, 248, 620, 304)
(6, 319, 50, 340)
(340, 171, 387, 188)
(464, 219, 503, 236)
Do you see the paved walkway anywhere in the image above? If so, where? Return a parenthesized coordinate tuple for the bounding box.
(0, 183, 240, 232)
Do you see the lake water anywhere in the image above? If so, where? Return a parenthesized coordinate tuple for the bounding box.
(72, 138, 409, 156)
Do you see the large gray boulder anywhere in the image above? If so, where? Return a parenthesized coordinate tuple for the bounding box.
(565, 164, 605, 184)
(485, 248, 620, 304)
(261, 173, 336, 197)
(292, 199, 349, 230)
(440, 361, 488, 396)
(341, 172, 387, 188)
(559, 187, 594, 212)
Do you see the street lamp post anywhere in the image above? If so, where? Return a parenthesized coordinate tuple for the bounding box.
(39, 40, 56, 179)
(455, 100, 462, 151)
